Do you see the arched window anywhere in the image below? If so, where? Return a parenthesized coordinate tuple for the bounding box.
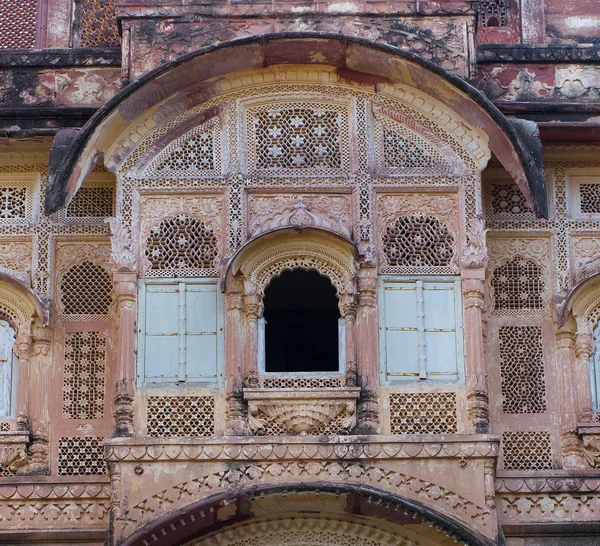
(0, 320, 17, 418)
(260, 269, 343, 374)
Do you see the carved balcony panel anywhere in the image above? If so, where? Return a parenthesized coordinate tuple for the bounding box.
(243, 387, 361, 435)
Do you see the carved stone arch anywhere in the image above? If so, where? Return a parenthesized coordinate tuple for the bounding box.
(0, 276, 48, 332)
(118, 484, 496, 546)
(227, 228, 358, 316)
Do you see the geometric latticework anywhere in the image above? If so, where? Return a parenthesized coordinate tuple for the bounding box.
(145, 215, 218, 276)
(249, 104, 345, 175)
(491, 257, 545, 312)
(502, 431, 552, 470)
(57, 437, 107, 475)
(390, 392, 457, 434)
(147, 397, 215, 437)
(382, 130, 440, 170)
(155, 133, 214, 175)
(479, 0, 508, 28)
(60, 261, 113, 316)
(0, 0, 37, 49)
(489, 182, 531, 216)
(66, 186, 115, 219)
(261, 376, 343, 389)
(63, 332, 106, 420)
(73, 0, 119, 48)
(0, 187, 27, 219)
(382, 215, 454, 268)
(499, 326, 546, 414)
(580, 184, 600, 214)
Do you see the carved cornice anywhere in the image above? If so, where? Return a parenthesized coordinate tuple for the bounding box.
(478, 45, 600, 64)
(496, 475, 600, 494)
(104, 436, 500, 462)
(0, 480, 111, 527)
(0, 48, 121, 67)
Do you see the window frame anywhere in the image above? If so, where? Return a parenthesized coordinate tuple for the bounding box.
(378, 275, 464, 386)
(137, 277, 224, 388)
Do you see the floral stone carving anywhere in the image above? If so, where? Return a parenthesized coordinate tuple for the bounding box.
(243, 388, 360, 435)
(578, 424, 600, 468)
(0, 430, 29, 475)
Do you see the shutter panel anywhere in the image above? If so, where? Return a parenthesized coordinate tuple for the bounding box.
(423, 281, 458, 379)
(144, 283, 179, 382)
(185, 283, 218, 381)
(383, 282, 419, 380)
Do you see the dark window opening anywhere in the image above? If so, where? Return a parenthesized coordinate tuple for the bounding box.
(263, 269, 340, 373)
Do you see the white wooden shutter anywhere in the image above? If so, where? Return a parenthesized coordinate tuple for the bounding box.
(143, 283, 180, 382)
(185, 283, 218, 381)
(422, 281, 459, 380)
(381, 278, 460, 382)
(382, 281, 420, 380)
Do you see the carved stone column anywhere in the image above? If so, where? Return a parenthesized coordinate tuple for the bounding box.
(112, 271, 137, 438)
(556, 325, 586, 468)
(243, 280, 262, 388)
(14, 319, 32, 431)
(355, 268, 379, 434)
(340, 288, 358, 389)
(20, 319, 51, 475)
(225, 283, 247, 435)
(462, 269, 490, 434)
(575, 332, 594, 424)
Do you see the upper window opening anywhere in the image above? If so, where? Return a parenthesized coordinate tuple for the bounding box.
(262, 269, 340, 374)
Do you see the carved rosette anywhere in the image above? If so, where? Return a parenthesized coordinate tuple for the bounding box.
(243, 388, 360, 435)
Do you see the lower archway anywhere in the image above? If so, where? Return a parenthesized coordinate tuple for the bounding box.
(120, 484, 499, 546)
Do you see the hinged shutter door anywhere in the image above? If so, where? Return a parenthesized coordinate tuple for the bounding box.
(185, 283, 218, 381)
(423, 282, 458, 379)
(384, 282, 419, 380)
(144, 284, 179, 382)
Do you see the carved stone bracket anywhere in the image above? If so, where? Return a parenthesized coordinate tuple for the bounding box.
(0, 431, 29, 475)
(243, 388, 361, 435)
(577, 424, 600, 468)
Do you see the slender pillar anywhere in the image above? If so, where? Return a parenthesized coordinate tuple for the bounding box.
(355, 267, 379, 433)
(19, 319, 52, 475)
(243, 280, 262, 388)
(462, 269, 490, 434)
(224, 280, 247, 435)
(15, 319, 32, 431)
(575, 332, 594, 424)
(112, 271, 137, 438)
(556, 324, 585, 468)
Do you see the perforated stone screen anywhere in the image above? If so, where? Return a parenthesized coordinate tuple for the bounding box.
(580, 184, 600, 214)
(147, 396, 215, 437)
(499, 326, 546, 414)
(502, 431, 552, 470)
(0, 187, 27, 219)
(58, 436, 107, 475)
(63, 332, 106, 420)
(66, 187, 115, 220)
(487, 182, 532, 217)
(479, 0, 508, 27)
(247, 103, 347, 176)
(0, 0, 37, 49)
(60, 261, 113, 316)
(382, 214, 454, 269)
(156, 134, 214, 174)
(389, 392, 457, 434)
(73, 0, 119, 48)
(145, 216, 218, 276)
(491, 257, 545, 312)
(261, 376, 343, 389)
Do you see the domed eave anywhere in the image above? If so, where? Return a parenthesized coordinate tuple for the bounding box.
(45, 33, 548, 218)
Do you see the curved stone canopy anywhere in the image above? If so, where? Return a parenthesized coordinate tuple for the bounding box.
(45, 34, 547, 218)
(119, 484, 497, 546)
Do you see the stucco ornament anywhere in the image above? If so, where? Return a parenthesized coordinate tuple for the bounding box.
(462, 215, 488, 268)
(107, 218, 138, 272)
